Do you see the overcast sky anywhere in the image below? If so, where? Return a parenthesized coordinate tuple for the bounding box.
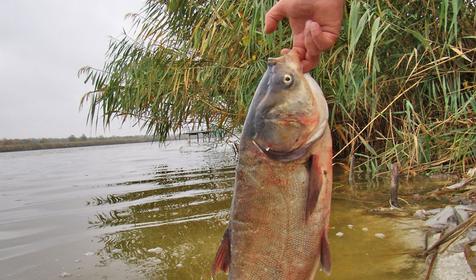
(0, 0, 145, 139)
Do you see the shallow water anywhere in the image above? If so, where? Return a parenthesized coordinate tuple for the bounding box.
(0, 141, 425, 279)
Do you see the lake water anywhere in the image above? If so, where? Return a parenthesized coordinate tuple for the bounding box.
(0, 141, 426, 279)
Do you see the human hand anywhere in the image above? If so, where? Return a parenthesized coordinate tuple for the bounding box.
(265, 0, 344, 72)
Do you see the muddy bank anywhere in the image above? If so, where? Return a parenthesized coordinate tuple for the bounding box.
(415, 205, 476, 280)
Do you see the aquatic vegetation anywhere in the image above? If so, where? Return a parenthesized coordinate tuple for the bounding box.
(80, 0, 475, 176)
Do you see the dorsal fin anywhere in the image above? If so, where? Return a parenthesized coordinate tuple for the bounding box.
(211, 227, 231, 276)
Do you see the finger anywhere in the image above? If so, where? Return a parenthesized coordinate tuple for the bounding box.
(264, 2, 286, 34)
(291, 31, 305, 50)
(289, 47, 305, 61)
(303, 22, 320, 72)
(305, 21, 321, 55)
(280, 48, 290, 55)
(301, 60, 315, 73)
(302, 51, 320, 73)
(308, 20, 339, 51)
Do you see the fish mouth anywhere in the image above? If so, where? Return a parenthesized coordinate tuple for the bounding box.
(261, 118, 301, 126)
(261, 112, 318, 126)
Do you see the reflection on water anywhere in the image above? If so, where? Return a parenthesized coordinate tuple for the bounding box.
(0, 140, 425, 279)
(88, 166, 234, 229)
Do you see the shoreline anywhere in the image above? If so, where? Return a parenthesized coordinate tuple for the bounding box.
(0, 133, 218, 153)
(0, 136, 155, 153)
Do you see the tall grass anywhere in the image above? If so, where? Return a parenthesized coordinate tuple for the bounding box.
(80, 0, 475, 176)
(322, 0, 476, 176)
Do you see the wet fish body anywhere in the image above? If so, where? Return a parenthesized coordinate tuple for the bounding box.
(213, 54, 333, 279)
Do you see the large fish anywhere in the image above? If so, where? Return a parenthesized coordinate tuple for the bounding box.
(212, 52, 333, 279)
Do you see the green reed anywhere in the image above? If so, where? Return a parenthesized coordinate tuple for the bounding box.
(80, 0, 475, 176)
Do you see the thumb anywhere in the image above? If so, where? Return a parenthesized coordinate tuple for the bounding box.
(307, 21, 339, 51)
(264, 2, 286, 34)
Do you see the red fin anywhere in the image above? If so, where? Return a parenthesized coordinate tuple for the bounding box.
(306, 154, 322, 221)
(211, 227, 231, 276)
(320, 231, 331, 274)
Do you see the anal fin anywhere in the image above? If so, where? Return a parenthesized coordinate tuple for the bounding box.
(320, 231, 331, 274)
(211, 227, 231, 275)
(306, 154, 322, 221)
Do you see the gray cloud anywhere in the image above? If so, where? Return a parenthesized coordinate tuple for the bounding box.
(0, 0, 144, 139)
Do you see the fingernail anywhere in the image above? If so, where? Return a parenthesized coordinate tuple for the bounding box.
(309, 21, 320, 32)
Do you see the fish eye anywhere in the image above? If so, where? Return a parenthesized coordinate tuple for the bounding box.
(283, 74, 293, 86)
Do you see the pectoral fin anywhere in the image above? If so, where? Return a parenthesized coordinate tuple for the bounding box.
(211, 227, 231, 275)
(306, 154, 322, 221)
(320, 231, 331, 274)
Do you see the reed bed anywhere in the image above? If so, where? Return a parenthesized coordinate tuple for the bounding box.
(80, 0, 475, 176)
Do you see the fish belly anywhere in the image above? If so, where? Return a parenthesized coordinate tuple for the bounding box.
(228, 151, 324, 279)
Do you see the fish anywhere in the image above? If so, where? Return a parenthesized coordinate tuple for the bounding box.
(212, 52, 333, 279)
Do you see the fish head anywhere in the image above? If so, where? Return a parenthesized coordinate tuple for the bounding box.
(252, 52, 327, 157)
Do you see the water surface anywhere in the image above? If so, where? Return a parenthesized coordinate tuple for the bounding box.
(0, 141, 425, 279)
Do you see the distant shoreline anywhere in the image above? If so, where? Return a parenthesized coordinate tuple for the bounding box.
(0, 135, 157, 153)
